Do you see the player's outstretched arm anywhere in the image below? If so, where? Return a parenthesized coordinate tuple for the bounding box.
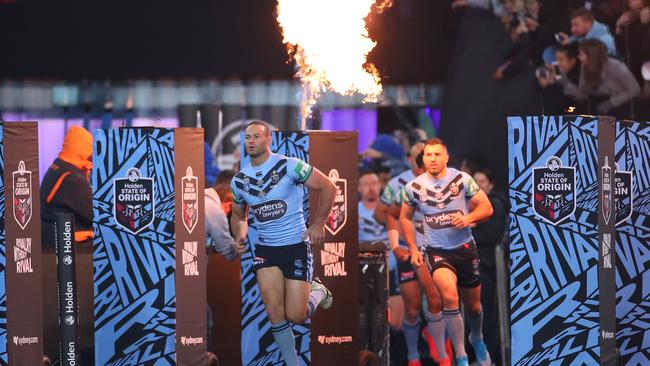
(304, 168, 336, 247)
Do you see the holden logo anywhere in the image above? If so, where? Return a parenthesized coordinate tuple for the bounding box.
(65, 315, 75, 325)
(63, 255, 73, 265)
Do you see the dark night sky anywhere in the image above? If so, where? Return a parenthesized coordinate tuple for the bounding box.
(0, 0, 458, 83)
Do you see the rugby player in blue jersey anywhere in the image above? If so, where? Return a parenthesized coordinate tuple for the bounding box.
(400, 138, 494, 366)
(230, 121, 336, 366)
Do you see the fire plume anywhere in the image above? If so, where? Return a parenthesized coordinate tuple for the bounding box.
(277, 0, 391, 127)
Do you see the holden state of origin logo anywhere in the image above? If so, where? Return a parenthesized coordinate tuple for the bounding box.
(325, 169, 347, 236)
(602, 156, 612, 225)
(113, 167, 155, 234)
(182, 166, 198, 234)
(13, 161, 32, 230)
(532, 156, 576, 225)
(614, 163, 633, 227)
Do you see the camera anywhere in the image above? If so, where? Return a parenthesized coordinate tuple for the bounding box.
(535, 63, 562, 80)
(535, 66, 549, 79)
(551, 62, 562, 79)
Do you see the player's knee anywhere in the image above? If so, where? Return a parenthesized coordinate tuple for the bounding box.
(441, 291, 459, 308)
(405, 306, 419, 322)
(265, 305, 285, 323)
(389, 317, 403, 331)
(285, 310, 307, 325)
(465, 299, 482, 315)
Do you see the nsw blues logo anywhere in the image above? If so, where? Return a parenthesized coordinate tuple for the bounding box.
(532, 156, 576, 225)
(113, 167, 155, 234)
(614, 163, 633, 227)
(182, 166, 199, 234)
(326, 169, 347, 236)
(12, 161, 32, 230)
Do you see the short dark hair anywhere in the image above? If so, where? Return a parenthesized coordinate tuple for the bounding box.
(556, 42, 579, 60)
(424, 137, 447, 150)
(215, 169, 235, 186)
(359, 169, 378, 180)
(474, 167, 494, 183)
(245, 120, 271, 136)
(571, 7, 594, 22)
(415, 151, 424, 169)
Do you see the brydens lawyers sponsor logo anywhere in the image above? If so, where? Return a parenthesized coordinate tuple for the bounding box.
(424, 210, 463, 229)
(321, 242, 347, 277)
(180, 336, 204, 346)
(183, 241, 199, 276)
(251, 200, 287, 222)
(317, 335, 353, 345)
(13, 336, 38, 346)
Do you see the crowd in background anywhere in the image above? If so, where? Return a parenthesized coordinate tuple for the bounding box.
(452, 0, 649, 118)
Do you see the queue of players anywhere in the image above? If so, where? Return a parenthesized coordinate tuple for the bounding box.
(359, 137, 496, 366)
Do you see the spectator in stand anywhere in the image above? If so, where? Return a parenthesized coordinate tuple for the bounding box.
(615, 0, 650, 84)
(536, 43, 583, 113)
(544, 7, 617, 63)
(360, 134, 409, 177)
(494, 0, 543, 80)
(559, 39, 640, 114)
(471, 168, 508, 366)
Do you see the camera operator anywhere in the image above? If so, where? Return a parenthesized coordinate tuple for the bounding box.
(558, 39, 640, 115)
(536, 43, 582, 113)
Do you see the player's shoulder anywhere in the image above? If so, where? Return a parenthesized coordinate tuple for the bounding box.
(412, 172, 430, 185)
(396, 170, 414, 184)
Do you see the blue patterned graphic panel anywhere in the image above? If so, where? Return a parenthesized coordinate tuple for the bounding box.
(92, 129, 177, 366)
(0, 125, 6, 365)
(615, 122, 650, 365)
(508, 115, 600, 365)
(240, 131, 310, 366)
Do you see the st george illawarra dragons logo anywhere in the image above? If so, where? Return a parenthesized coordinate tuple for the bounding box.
(113, 167, 155, 234)
(532, 156, 576, 225)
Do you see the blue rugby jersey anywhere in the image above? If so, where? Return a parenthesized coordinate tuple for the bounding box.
(231, 152, 313, 246)
(358, 202, 388, 243)
(402, 168, 479, 249)
(380, 170, 425, 247)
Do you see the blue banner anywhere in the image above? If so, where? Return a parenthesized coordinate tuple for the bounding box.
(508, 115, 601, 365)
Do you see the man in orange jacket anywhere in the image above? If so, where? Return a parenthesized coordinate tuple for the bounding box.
(41, 125, 93, 244)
